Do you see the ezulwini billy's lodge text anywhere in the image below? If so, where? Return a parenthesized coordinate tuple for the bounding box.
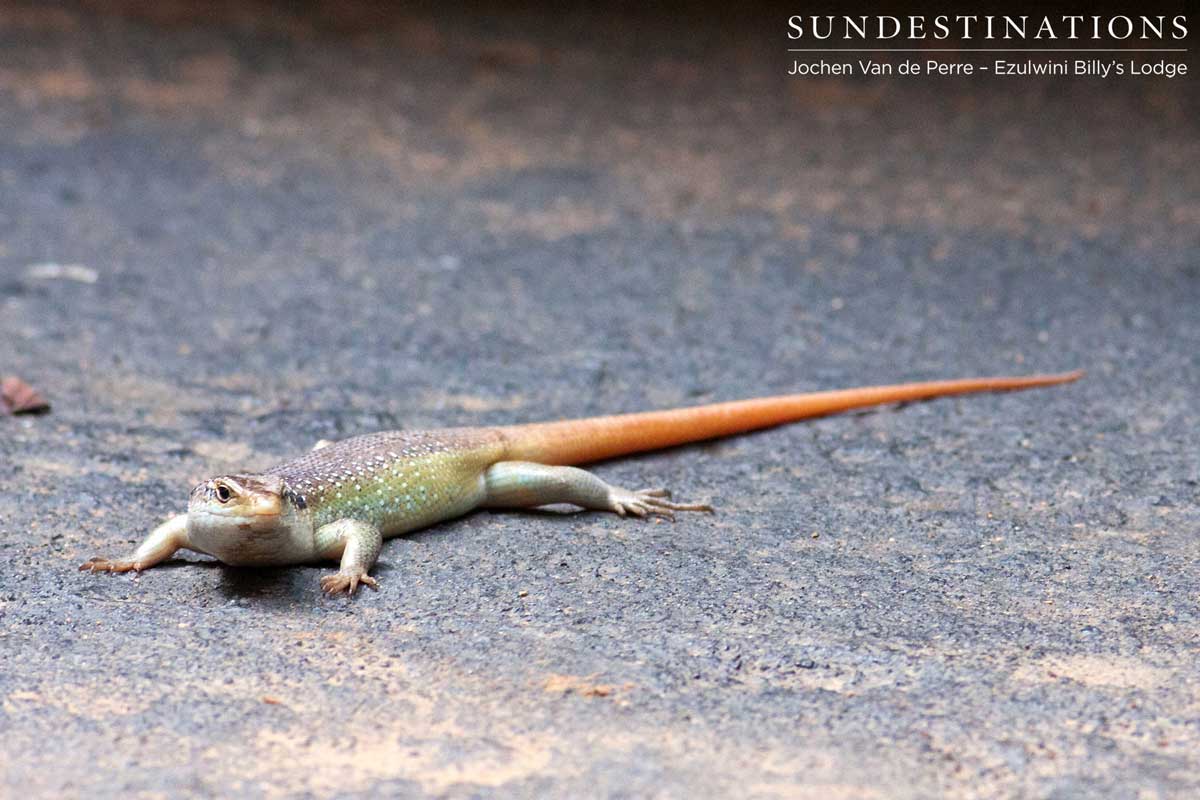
(787, 59, 1187, 78)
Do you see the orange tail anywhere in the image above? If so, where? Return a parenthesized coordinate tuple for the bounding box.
(498, 370, 1083, 466)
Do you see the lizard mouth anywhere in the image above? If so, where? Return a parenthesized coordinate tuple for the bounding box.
(190, 507, 280, 519)
(187, 507, 284, 541)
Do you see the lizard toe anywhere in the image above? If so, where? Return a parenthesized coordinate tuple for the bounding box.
(320, 573, 350, 596)
(646, 495, 714, 515)
(79, 558, 139, 574)
(320, 572, 378, 597)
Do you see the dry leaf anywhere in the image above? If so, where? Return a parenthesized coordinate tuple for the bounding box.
(1, 376, 50, 415)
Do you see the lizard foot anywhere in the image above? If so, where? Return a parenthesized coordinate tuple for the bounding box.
(320, 571, 379, 597)
(608, 488, 714, 520)
(79, 557, 142, 574)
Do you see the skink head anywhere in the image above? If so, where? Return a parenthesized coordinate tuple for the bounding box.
(186, 474, 309, 565)
(189, 475, 284, 524)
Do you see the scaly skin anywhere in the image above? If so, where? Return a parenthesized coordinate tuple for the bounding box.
(80, 371, 1082, 596)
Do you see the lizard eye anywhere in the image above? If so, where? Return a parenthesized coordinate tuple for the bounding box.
(215, 483, 232, 503)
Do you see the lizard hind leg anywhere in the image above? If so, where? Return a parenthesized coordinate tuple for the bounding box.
(482, 461, 713, 520)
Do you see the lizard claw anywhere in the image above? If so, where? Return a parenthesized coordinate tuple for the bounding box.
(79, 557, 141, 574)
(320, 572, 379, 597)
(608, 488, 713, 521)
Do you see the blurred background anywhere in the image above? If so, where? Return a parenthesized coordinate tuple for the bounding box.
(1, 2, 1197, 797)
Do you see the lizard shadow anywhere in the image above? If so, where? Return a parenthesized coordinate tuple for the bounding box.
(214, 561, 398, 607)
(216, 564, 328, 606)
(218, 566, 297, 604)
(205, 507, 616, 602)
(95, 557, 315, 607)
(400, 507, 587, 546)
(488, 506, 595, 523)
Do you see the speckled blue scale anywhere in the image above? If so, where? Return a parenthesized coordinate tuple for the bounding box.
(266, 428, 506, 535)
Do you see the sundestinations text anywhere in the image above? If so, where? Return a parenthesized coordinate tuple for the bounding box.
(786, 15, 1188, 41)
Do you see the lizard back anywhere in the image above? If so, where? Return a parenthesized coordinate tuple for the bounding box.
(268, 428, 506, 535)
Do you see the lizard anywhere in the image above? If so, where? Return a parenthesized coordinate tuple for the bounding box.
(80, 371, 1082, 596)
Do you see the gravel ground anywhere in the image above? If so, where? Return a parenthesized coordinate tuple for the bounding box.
(1, 3, 1197, 798)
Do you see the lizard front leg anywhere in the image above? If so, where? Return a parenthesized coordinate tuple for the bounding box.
(314, 518, 382, 596)
(80, 513, 192, 574)
(482, 461, 713, 519)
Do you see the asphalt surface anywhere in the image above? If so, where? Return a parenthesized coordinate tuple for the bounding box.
(1, 3, 1198, 798)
